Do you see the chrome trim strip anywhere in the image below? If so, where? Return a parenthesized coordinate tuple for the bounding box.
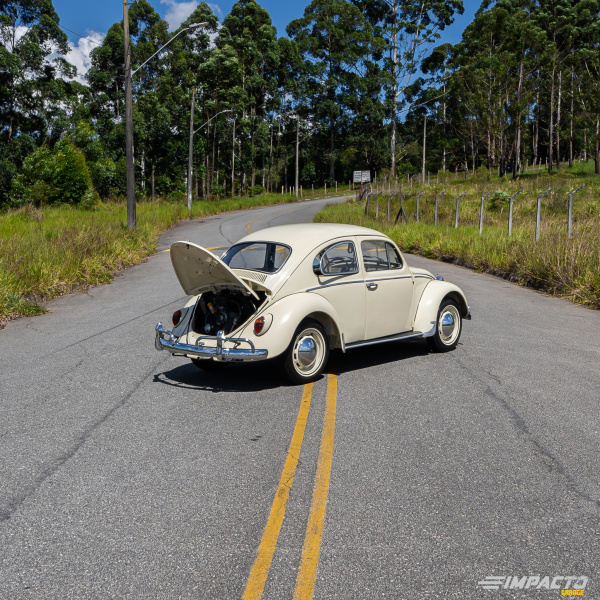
(305, 279, 364, 293)
(364, 275, 413, 283)
(155, 323, 268, 362)
(345, 330, 425, 350)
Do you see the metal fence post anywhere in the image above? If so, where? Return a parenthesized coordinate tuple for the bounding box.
(455, 192, 466, 228)
(479, 191, 495, 234)
(567, 185, 585, 238)
(434, 191, 444, 226)
(508, 190, 524, 237)
(416, 191, 425, 223)
(535, 188, 552, 241)
(395, 194, 409, 224)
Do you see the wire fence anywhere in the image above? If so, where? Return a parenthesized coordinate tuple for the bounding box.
(357, 184, 588, 240)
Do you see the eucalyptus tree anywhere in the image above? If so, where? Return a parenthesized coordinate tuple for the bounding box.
(0, 0, 73, 142)
(287, 0, 375, 182)
(218, 0, 279, 192)
(570, 0, 600, 172)
(358, 0, 463, 177)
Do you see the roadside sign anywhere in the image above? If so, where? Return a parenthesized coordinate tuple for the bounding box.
(354, 170, 371, 183)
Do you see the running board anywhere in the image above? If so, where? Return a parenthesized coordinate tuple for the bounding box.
(345, 330, 424, 350)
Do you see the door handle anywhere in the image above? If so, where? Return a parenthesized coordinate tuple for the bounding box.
(366, 282, 378, 291)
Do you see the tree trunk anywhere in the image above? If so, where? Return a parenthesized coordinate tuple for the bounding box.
(231, 118, 236, 199)
(390, 3, 398, 177)
(556, 69, 562, 169)
(548, 67, 555, 172)
(569, 61, 574, 168)
(513, 57, 524, 180)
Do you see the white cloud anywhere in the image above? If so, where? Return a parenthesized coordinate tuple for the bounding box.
(208, 3, 223, 18)
(161, 0, 199, 30)
(160, 0, 223, 30)
(65, 31, 105, 85)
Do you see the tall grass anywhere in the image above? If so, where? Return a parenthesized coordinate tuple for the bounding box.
(0, 191, 349, 326)
(316, 168, 600, 309)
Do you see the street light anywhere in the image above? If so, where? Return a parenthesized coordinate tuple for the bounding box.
(122, 7, 207, 229)
(188, 108, 232, 210)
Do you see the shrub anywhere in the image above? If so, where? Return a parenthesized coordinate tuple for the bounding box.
(10, 138, 95, 206)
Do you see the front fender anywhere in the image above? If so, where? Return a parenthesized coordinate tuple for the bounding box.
(238, 292, 344, 358)
(413, 281, 470, 336)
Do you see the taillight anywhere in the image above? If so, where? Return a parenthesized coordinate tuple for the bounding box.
(254, 316, 265, 335)
(172, 310, 182, 326)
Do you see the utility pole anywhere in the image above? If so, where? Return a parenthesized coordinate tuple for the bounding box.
(295, 116, 300, 199)
(422, 115, 427, 184)
(123, 0, 135, 229)
(187, 87, 195, 210)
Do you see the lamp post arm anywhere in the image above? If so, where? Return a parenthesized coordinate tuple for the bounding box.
(131, 23, 206, 77)
(193, 109, 232, 135)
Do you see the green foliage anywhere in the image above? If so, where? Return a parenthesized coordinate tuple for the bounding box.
(10, 138, 95, 206)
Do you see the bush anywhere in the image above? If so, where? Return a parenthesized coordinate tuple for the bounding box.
(10, 138, 95, 207)
(89, 157, 117, 197)
(249, 184, 264, 197)
(0, 159, 17, 207)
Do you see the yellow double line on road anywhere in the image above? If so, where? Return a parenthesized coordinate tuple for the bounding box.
(243, 374, 338, 600)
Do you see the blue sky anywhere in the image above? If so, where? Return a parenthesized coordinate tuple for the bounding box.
(51, 0, 478, 81)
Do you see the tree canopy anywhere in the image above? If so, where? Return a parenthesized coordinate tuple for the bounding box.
(1, 0, 599, 208)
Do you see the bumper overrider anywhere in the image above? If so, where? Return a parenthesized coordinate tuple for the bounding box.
(155, 323, 269, 362)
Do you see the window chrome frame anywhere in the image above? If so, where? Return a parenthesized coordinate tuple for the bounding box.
(221, 241, 292, 275)
(315, 240, 360, 277)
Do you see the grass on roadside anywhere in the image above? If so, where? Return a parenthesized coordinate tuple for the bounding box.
(315, 171, 600, 309)
(0, 191, 350, 326)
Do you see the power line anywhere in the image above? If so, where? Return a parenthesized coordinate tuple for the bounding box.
(58, 24, 104, 47)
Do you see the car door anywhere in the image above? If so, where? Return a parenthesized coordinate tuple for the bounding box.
(359, 239, 414, 340)
(311, 238, 366, 344)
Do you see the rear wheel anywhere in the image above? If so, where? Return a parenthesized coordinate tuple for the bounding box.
(427, 298, 462, 352)
(284, 320, 329, 384)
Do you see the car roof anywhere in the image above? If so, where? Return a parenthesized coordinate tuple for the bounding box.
(239, 223, 388, 250)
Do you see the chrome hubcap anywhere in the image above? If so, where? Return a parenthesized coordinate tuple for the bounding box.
(297, 337, 317, 369)
(293, 328, 325, 375)
(439, 306, 460, 345)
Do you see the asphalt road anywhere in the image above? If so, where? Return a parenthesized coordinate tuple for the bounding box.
(0, 197, 598, 599)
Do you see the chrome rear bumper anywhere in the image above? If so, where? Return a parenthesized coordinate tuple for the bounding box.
(155, 323, 268, 362)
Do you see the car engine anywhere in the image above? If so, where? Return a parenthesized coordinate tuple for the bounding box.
(192, 290, 263, 336)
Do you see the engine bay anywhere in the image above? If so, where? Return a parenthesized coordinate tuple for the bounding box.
(192, 289, 266, 336)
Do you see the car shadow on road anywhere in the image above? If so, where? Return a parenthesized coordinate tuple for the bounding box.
(153, 359, 285, 393)
(154, 339, 431, 392)
(329, 339, 430, 376)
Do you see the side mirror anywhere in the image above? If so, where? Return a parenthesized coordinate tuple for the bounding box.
(313, 257, 323, 276)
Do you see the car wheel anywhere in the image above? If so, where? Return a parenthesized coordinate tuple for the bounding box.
(427, 298, 462, 352)
(191, 358, 229, 371)
(284, 320, 329, 384)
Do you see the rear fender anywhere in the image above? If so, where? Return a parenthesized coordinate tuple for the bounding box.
(238, 292, 344, 358)
(413, 281, 470, 336)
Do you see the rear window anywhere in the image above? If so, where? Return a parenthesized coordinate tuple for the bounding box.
(222, 242, 291, 273)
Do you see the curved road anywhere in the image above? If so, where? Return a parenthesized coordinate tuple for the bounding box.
(1, 197, 598, 599)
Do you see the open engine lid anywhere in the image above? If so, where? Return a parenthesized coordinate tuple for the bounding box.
(170, 241, 259, 299)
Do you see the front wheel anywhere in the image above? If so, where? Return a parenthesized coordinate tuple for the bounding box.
(284, 320, 329, 384)
(427, 298, 462, 352)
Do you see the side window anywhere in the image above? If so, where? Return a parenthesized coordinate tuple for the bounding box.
(387, 243, 403, 269)
(361, 240, 389, 272)
(319, 241, 358, 275)
(361, 240, 404, 271)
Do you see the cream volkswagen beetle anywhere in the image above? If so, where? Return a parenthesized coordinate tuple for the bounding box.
(155, 223, 470, 384)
